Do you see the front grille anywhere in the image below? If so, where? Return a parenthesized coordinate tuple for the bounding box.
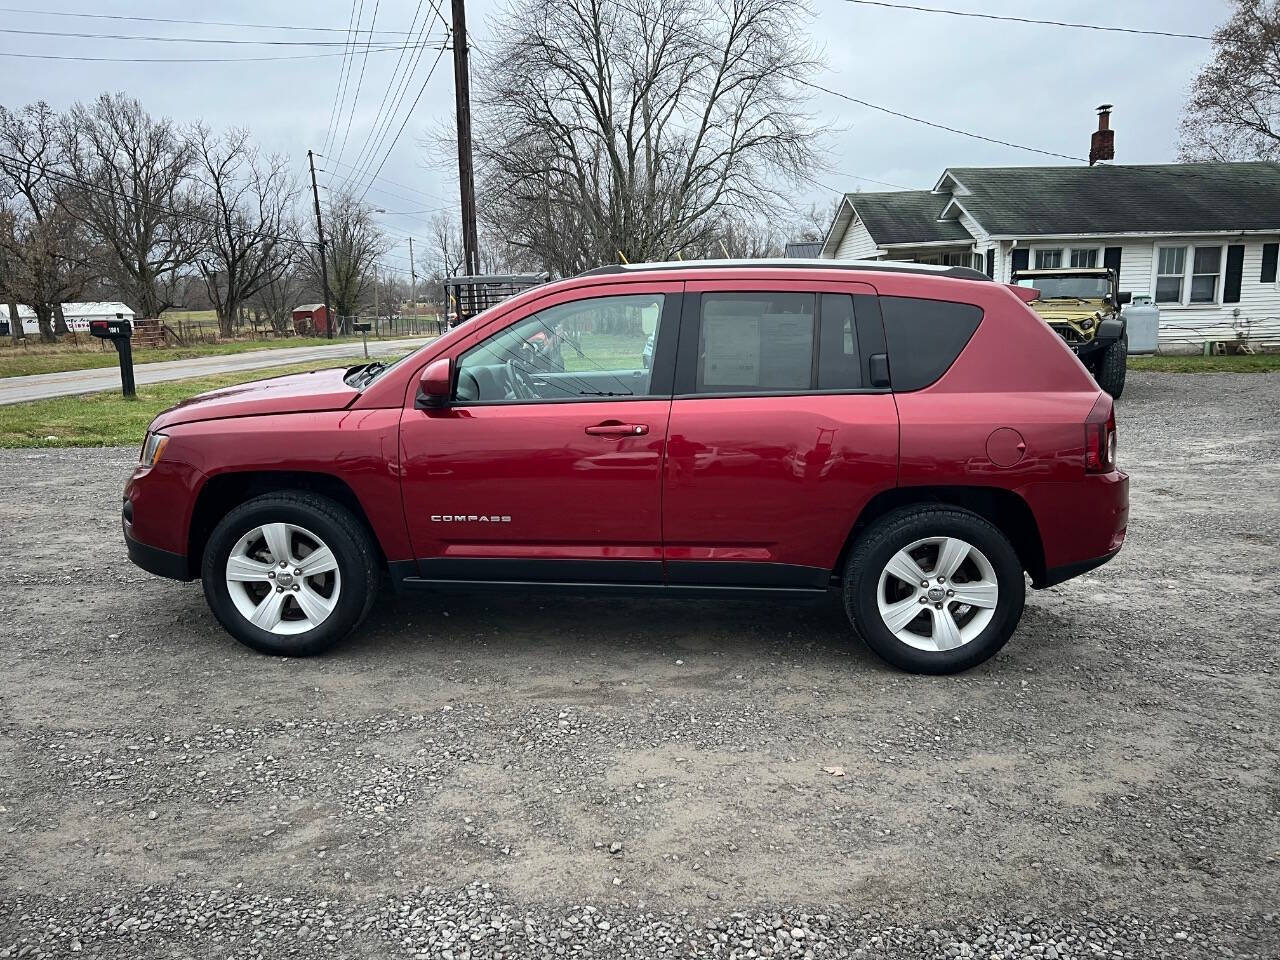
(1050, 323, 1085, 345)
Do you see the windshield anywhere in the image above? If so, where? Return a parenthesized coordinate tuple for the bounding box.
(1016, 275, 1110, 300)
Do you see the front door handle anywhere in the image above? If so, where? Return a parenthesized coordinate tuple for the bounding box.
(585, 421, 648, 438)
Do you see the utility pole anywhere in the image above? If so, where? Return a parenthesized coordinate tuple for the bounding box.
(307, 150, 334, 339)
(451, 0, 480, 318)
(407, 236, 416, 334)
(373, 264, 379, 334)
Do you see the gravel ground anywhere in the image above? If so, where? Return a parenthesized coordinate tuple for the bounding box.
(1, 370, 1277, 959)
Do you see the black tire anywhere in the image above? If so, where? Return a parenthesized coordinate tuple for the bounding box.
(201, 492, 379, 656)
(1094, 333, 1127, 399)
(842, 506, 1026, 674)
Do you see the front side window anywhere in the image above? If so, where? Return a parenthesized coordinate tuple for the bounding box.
(1034, 248, 1063, 269)
(696, 293, 814, 392)
(456, 293, 662, 403)
(1155, 246, 1186, 303)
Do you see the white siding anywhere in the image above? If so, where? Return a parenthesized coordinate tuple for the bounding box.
(957, 209, 988, 242)
(833, 213, 880, 260)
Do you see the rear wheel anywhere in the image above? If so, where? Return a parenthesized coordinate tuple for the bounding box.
(1093, 333, 1127, 399)
(843, 506, 1025, 674)
(201, 492, 379, 656)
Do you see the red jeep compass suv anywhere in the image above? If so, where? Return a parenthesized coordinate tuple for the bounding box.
(122, 260, 1128, 673)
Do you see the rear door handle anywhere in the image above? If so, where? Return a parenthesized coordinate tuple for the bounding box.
(585, 421, 648, 437)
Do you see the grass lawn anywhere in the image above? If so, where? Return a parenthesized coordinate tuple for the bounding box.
(0, 333, 423, 379)
(0, 357, 366, 449)
(1129, 353, 1280, 373)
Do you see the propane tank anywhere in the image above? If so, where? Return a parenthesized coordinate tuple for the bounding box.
(1122, 295, 1160, 355)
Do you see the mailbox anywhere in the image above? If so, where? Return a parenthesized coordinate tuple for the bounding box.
(91, 313, 136, 398)
(352, 321, 372, 333)
(89, 317, 133, 339)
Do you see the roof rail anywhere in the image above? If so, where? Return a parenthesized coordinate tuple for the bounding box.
(576, 257, 991, 282)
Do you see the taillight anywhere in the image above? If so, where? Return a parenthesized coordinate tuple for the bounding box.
(1084, 393, 1117, 474)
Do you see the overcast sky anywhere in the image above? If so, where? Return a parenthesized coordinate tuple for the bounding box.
(4, 0, 1232, 271)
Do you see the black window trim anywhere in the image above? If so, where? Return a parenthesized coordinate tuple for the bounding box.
(448, 289, 683, 407)
(672, 289, 891, 398)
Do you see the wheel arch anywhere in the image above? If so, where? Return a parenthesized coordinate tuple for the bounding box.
(188, 471, 386, 576)
(836, 485, 1047, 586)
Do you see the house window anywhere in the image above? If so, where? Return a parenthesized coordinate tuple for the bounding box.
(1034, 248, 1063, 269)
(1070, 248, 1099, 268)
(1190, 246, 1222, 303)
(1155, 244, 1225, 305)
(939, 252, 967, 266)
(1155, 246, 1186, 303)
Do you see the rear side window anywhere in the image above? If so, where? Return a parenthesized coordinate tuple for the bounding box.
(880, 296, 983, 391)
(696, 292, 814, 392)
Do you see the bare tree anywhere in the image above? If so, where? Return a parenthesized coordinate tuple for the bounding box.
(60, 93, 200, 318)
(250, 270, 306, 335)
(0, 102, 95, 341)
(471, 0, 821, 275)
(428, 211, 467, 278)
(1180, 0, 1280, 161)
(191, 125, 300, 337)
(792, 199, 840, 243)
(304, 190, 389, 326)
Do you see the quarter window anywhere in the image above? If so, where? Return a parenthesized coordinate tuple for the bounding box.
(817, 294, 862, 389)
(696, 293, 814, 393)
(455, 293, 662, 403)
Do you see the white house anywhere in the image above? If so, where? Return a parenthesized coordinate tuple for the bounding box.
(819, 162, 1280, 351)
(12, 302, 135, 337)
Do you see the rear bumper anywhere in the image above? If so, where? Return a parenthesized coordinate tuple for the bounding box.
(1038, 547, 1120, 588)
(1024, 470, 1128, 588)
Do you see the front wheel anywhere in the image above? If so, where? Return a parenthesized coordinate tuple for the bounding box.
(201, 492, 379, 656)
(1093, 333, 1127, 399)
(842, 506, 1026, 674)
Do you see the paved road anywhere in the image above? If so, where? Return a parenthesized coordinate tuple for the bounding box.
(0, 336, 433, 405)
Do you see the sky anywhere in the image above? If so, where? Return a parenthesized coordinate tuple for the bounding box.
(2, 0, 1233, 274)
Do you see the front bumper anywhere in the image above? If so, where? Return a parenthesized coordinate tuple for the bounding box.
(125, 523, 192, 581)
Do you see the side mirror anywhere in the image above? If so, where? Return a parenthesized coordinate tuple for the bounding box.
(416, 357, 452, 409)
(1117, 291, 1132, 306)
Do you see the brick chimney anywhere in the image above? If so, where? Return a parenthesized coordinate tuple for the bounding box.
(1090, 104, 1115, 166)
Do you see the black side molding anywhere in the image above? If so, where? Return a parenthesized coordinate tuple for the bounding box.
(1034, 549, 1120, 589)
(125, 531, 193, 582)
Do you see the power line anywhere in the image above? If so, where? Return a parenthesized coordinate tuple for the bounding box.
(339, 0, 429, 191)
(334, 0, 383, 166)
(354, 44, 450, 205)
(839, 0, 1213, 41)
(338, 2, 444, 197)
(0, 6, 420, 35)
(0, 26, 424, 46)
(323, 0, 365, 159)
(796, 77, 1084, 162)
(0, 44, 441, 64)
(315, 153, 449, 203)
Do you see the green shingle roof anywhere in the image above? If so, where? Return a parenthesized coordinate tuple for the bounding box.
(942, 162, 1280, 236)
(846, 191, 971, 245)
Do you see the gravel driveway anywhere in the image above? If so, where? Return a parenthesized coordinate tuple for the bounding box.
(1, 371, 1277, 959)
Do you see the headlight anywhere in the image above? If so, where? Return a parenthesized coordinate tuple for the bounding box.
(1080, 317, 1095, 330)
(141, 431, 169, 466)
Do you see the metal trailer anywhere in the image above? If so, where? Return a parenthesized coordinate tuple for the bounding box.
(443, 273, 547, 328)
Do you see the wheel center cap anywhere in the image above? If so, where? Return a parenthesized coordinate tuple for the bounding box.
(277, 572, 295, 587)
(926, 586, 945, 602)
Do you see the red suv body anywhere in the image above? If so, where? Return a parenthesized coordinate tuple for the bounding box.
(123, 261, 1128, 673)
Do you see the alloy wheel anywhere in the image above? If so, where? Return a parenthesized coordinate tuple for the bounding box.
(224, 522, 341, 635)
(875, 536, 999, 652)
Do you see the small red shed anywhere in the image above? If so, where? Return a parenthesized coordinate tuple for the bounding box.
(292, 303, 331, 335)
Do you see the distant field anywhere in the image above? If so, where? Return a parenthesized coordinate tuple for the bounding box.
(0, 358, 365, 448)
(0, 333, 422, 378)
